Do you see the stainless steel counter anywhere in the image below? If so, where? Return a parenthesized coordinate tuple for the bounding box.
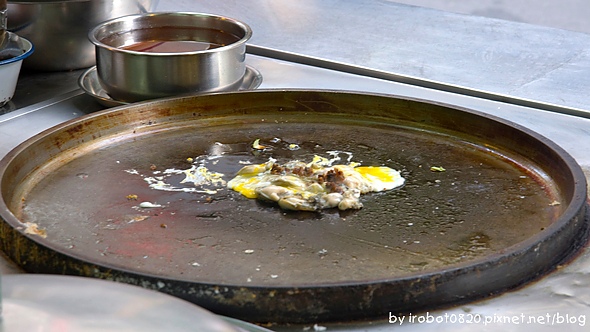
(1, 1, 590, 331)
(158, 0, 590, 116)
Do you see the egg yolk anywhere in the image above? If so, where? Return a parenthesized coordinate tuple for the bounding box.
(355, 166, 405, 191)
(227, 157, 405, 211)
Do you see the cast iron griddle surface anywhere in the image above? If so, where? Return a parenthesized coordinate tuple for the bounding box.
(18, 120, 559, 285)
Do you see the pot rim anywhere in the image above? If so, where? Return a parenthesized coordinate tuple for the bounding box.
(88, 11, 252, 56)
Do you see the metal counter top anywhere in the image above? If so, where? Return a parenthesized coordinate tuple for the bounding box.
(158, 0, 590, 116)
(1, 1, 589, 331)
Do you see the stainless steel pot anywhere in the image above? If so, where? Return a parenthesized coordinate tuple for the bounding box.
(88, 12, 252, 103)
(7, 0, 158, 71)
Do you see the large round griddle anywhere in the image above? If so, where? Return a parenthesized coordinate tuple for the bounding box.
(0, 90, 587, 324)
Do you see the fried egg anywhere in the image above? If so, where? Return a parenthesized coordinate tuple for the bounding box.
(227, 156, 405, 211)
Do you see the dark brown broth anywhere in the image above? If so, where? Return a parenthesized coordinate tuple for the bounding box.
(121, 40, 223, 53)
